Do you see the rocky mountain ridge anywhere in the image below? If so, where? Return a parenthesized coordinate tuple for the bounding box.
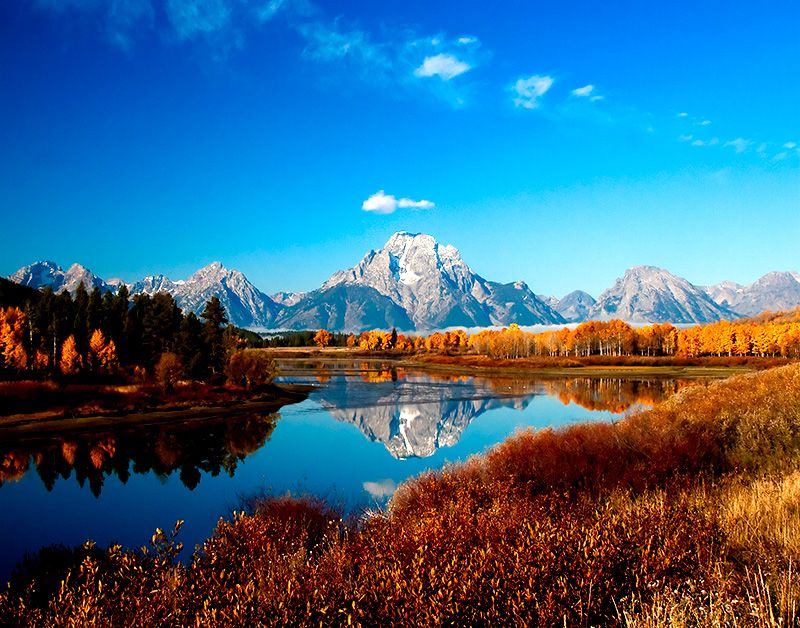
(8, 234, 800, 330)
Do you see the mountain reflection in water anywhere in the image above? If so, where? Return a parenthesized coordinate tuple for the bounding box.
(282, 362, 693, 459)
(0, 365, 694, 493)
(0, 413, 278, 496)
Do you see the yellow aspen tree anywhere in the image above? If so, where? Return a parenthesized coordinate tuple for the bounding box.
(313, 329, 333, 348)
(0, 307, 28, 370)
(60, 335, 83, 374)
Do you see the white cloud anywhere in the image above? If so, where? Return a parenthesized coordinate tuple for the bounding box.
(571, 84, 594, 97)
(363, 479, 397, 499)
(457, 36, 477, 45)
(784, 141, 797, 149)
(724, 137, 750, 154)
(362, 190, 434, 214)
(512, 74, 554, 109)
(166, 0, 232, 41)
(677, 112, 689, 117)
(679, 134, 694, 142)
(413, 53, 470, 80)
(699, 119, 712, 126)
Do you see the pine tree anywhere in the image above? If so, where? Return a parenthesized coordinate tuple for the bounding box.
(201, 297, 228, 376)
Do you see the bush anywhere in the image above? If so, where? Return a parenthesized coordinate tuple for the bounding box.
(226, 350, 276, 389)
(155, 352, 183, 394)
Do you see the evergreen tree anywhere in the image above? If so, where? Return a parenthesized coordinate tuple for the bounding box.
(177, 312, 208, 379)
(201, 297, 228, 376)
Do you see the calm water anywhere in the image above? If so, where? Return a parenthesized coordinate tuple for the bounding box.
(0, 361, 696, 581)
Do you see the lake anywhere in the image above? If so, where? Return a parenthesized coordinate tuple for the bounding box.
(0, 360, 702, 581)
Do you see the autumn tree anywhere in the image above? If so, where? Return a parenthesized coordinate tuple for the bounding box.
(314, 329, 333, 348)
(59, 335, 82, 375)
(88, 329, 118, 373)
(226, 350, 276, 389)
(0, 307, 29, 371)
(155, 352, 183, 394)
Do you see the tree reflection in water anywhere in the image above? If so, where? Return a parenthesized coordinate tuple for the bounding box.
(0, 413, 279, 496)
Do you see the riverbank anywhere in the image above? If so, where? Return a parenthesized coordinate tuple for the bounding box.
(0, 380, 310, 438)
(268, 346, 782, 379)
(3, 364, 800, 625)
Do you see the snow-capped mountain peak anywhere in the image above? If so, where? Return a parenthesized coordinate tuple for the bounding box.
(315, 231, 562, 329)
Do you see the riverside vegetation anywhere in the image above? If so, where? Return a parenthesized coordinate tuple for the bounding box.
(2, 363, 800, 625)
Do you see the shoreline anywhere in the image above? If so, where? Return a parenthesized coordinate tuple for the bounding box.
(0, 383, 311, 441)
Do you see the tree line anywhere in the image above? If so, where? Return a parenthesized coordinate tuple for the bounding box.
(0, 283, 267, 382)
(308, 312, 800, 360)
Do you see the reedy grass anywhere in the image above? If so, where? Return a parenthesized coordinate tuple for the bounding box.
(4, 365, 800, 626)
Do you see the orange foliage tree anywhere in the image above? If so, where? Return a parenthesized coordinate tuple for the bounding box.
(59, 335, 83, 374)
(313, 329, 333, 348)
(0, 307, 28, 371)
(89, 329, 119, 373)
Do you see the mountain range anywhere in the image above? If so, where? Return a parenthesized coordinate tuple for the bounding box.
(7, 232, 800, 331)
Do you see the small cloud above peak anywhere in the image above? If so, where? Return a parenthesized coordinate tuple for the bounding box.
(362, 191, 435, 215)
(512, 74, 554, 109)
(413, 53, 471, 80)
(571, 84, 603, 102)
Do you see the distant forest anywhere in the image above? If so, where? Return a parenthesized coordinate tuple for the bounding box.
(0, 279, 265, 381)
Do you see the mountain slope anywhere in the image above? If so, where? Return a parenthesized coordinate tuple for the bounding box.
(321, 232, 562, 329)
(167, 262, 280, 328)
(589, 266, 738, 324)
(554, 290, 596, 323)
(704, 272, 800, 317)
(8, 260, 280, 328)
(274, 284, 414, 333)
(9, 261, 111, 294)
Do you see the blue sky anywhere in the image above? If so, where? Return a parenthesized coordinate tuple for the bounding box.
(1, 0, 798, 298)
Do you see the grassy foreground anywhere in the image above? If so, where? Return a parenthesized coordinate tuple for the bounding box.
(4, 366, 800, 626)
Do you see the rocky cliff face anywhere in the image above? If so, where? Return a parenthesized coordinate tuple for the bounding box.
(588, 266, 738, 324)
(703, 272, 800, 317)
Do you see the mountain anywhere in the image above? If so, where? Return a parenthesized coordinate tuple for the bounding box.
(131, 274, 178, 295)
(554, 290, 596, 323)
(271, 291, 306, 308)
(318, 232, 563, 330)
(9, 261, 111, 294)
(275, 284, 414, 332)
(701, 280, 744, 310)
(703, 272, 800, 317)
(165, 262, 280, 328)
(589, 266, 738, 324)
(8, 260, 280, 328)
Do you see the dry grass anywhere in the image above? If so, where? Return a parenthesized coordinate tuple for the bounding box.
(4, 365, 800, 626)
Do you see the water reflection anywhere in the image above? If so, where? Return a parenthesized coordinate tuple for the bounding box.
(0, 413, 278, 496)
(280, 361, 692, 459)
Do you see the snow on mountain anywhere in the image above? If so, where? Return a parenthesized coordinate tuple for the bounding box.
(9, 261, 111, 294)
(8, 260, 280, 328)
(589, 266, 738, 324)
(554, 290, 597, 323)
(704, 271, 800, 317)
(165, 262, 280, 328)
(320, 232, 562, 330)
(271, 291, 307, 307)
(701, 280, 744, 310)
(131, 274, 177, 295)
